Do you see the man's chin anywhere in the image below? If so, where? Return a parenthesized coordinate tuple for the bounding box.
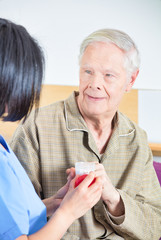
(84, 109, 106, 118)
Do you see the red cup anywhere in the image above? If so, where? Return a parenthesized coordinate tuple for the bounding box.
(74, 174, 96, 188)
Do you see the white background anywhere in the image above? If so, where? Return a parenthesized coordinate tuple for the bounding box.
(138, 90, 161, 142)
(0, 0, 161, 89)
(0, 0, 161, 161)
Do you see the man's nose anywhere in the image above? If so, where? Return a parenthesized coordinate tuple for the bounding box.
(89, 74, 102, 90)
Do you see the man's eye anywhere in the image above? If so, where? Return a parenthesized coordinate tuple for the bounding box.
(105, 73, 113, 77)
(85, 70, 92, 74)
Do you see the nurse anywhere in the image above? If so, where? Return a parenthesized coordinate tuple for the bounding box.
(0, 18, 102, 240)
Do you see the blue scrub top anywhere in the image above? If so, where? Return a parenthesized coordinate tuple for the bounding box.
(0, 135, 47, 240)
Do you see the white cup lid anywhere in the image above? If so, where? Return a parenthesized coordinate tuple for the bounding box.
(75, 162, 95, 175)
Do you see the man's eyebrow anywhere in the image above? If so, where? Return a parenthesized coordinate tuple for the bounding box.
(80, 64, 91, 68)
(80, 65, 120, 76)
(104, 68, 120, 75)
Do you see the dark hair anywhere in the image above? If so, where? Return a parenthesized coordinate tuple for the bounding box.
(0, 18, 44, 122)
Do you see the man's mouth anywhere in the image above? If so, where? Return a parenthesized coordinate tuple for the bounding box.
(87, 95, 105, 101)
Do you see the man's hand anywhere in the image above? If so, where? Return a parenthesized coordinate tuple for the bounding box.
(95, 163, 125, 217)
(66, 163, 124, 216)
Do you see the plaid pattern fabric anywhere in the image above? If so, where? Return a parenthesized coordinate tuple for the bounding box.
(10, 92, 161, 240)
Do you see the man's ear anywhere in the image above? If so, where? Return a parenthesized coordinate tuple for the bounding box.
(125, 69, 139, 92)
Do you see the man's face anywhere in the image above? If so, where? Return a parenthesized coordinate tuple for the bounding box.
(77, 42, 134, 119)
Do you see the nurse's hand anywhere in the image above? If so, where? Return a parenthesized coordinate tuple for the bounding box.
(43, 177, 71, 216)
(59, 172, 103, 221)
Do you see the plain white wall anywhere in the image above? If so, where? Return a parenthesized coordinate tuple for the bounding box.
(139, 90, 161, 143)
(0, 0, 161, 89)
(138, 89, 161, 162)
(0, 0, 161, 151)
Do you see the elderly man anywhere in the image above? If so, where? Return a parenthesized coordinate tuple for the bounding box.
(10, 29, 161, 240)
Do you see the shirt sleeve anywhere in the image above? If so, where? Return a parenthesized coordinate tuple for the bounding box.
(10, 118, 42, 197)
(0, 153, 29, 240)
(107, 211, 125, 225)
(103, 148, 161, 240)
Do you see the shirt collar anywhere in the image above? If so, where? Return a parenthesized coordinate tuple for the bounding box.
(117, 112, 135, 137)
(64, 91, 88, 132)
(0, 135, 10, 153)
(64, 91, 135, 137)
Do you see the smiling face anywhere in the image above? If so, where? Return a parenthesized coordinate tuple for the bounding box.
(77, 42, 137, 120)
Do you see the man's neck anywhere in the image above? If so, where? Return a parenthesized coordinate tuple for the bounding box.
(84, 114, 115, 154)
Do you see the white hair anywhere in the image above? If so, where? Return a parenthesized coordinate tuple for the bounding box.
(79, 29, 140, 77)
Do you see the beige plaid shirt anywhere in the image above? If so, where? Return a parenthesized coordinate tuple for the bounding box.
(10, 92, 161, 240)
